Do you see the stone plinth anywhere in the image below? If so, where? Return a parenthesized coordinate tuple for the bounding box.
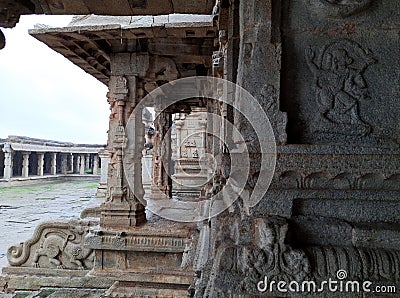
(85, 219, 197, 297)
(173, 158, 209, 200)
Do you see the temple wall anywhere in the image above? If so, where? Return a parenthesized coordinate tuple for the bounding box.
(195, 0, 400, 296)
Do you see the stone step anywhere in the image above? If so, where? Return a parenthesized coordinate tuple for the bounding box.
(102, 281, 190, 298)
(46, 288, 105, 297)
(0, 288, 106, 298)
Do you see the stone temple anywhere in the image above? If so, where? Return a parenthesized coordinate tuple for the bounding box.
(1, 0, 400, 297)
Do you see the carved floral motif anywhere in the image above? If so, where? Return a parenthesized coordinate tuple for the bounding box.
(275, 171, 400, 190)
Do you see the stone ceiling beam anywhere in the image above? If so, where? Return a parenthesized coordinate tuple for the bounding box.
(0, 0, 215, 49)
(29, 15, 217, 85)
(31, 0, 215, 16)
(0, 0, 215, 27)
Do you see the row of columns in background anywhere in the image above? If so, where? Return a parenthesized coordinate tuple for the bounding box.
(2, 146, 100, 180)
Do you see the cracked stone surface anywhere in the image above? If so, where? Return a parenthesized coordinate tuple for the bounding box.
(0, 178, 103, 270)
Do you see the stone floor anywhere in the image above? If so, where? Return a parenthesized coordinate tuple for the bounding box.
(0, 288, 105, 298)
(0, 178, 103, 271)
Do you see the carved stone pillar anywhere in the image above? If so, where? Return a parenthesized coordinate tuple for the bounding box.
(50, 153, 57, 175)
(61, 154, 68, 174)
(79, 154, 85, 175)
(37, 153, 44, 176)
(175, 118, 184, 158)
(22, 152, 30, 178)
(86, 154, 90, 169)
(73, 154, 79, 174)
(97, 149, 110, 197)
(150, 110, 173, 200)
(99, 150, 109, 184)
(69, 153, 73, 172)
(3, 144, 13, 180)
(100, 72, 146, 228)
(93, 154, 99, 175)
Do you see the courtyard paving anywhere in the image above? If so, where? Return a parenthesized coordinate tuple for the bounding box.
(0, 178, 103, 270)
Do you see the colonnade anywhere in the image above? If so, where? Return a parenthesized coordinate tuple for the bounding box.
(0, 137, 104, 181)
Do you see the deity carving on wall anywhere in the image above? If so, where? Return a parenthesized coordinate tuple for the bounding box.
(308, 0, 374, 18)
(305, 39, 376, 137)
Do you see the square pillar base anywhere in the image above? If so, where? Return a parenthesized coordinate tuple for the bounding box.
(100, 201, 146, 228)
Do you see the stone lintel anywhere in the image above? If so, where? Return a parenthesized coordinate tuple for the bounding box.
(9, 143, 104, 154)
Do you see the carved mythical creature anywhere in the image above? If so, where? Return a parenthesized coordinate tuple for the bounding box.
(7, 221, 95, 270)
(33, 233, 93, 270)
(305, 40, 376, 136)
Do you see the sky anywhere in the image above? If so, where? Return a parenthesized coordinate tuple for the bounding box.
(0, 15, 109, 144)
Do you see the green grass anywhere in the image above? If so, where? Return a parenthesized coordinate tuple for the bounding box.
(38, 288, 57, 297)
(13, 292, 31, 298)
(0, 185, 37, 193)
(0, 180, 99, 200)
(83, 184, 99, 189)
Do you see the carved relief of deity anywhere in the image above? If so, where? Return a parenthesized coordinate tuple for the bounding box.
(308, 0, 374, 18)
(305, 39, 376, 136)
